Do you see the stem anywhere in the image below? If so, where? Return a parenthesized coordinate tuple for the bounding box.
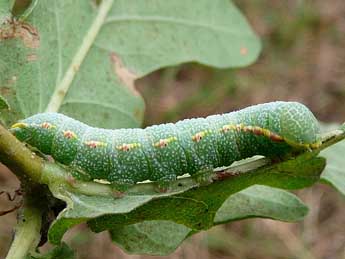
(45, 0, 114, 112)
(0, 124, 43, 183)
(5, 199, 42, 259)
(319, 129, 345, 151)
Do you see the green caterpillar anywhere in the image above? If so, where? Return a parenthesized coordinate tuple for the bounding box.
(11, 101, 321, 186)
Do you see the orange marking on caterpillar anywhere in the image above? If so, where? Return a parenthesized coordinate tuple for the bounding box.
(236, 124, 245, 131)
(153, 137, 177, 148)
(260, 128, 284, 142)
(41, 122, 55, 129)
(268, 132, 284, 142)
(253, 127, 264, 135)
(116, 143, 140, 151)
(243, 125, 284, 142)
(155, 139, 168, 148)
(242, 126, 262, 135)
(220, 124, 237, 133)
(240, 47, 248, 55)
(192, 130, 212, 142)
(221, 124, 284, 143)
(85, 140, 107, 148)
(63, 130, 77, 139)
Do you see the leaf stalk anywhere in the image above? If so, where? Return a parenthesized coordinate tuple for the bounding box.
(45, 0, 114, 112)
(5, 197, 42, 259)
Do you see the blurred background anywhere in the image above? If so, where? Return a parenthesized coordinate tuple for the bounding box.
(1, 0, 345, 258)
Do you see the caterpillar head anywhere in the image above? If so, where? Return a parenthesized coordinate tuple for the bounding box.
(10, 122, 32, 142)
(10, 114, 58, 154)
(279, 102, 321, 149)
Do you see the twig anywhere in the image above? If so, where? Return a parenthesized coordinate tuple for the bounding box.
(5, 198, 42, 259)
(0, 124, 43, 183)
(318, 129, 345, 151)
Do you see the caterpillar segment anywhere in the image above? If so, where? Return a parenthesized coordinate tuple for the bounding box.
(10, 101, 322, 186)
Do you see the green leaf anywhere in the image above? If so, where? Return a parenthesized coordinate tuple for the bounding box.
(341, 123, 345, 131)
(0, 0, 260, 127)
(321, 140, 345, 195)
(27, 242, 74, 259)
(47, 152, 325, 247)
(0, 1, 11, 25)
(214, 185, 308, 223)
(0, 94, 10, 110)
(107, 186, 308, 255)
(109, 221, 191, 256)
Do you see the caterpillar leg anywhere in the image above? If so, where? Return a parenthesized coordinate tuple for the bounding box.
(155, 174, 177, 193)
(192, 166, 214, 186)
(69, 167, 93, 182)
(111, 181, 134, 195)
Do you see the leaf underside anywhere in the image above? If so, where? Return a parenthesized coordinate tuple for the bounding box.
(47, 151, 325, 255)
(320, 140, 345, 195)
(0, 0, 260, 129)
(0, 1, 11, 25)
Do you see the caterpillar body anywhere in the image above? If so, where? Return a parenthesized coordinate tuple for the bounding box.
(11, 102, 321, 185)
